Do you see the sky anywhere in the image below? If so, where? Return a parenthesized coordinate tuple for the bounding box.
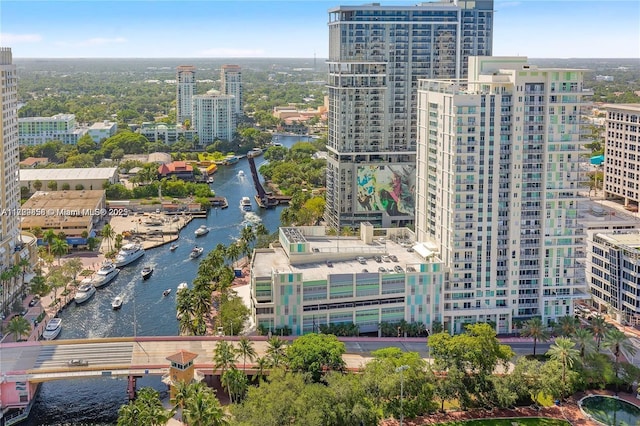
(0, 0, 638, 58)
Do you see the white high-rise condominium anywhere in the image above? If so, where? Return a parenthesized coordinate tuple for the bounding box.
(0, 47, 22, 310)
(192, 91, 236, 145)
(603, 104, 640, 209)
(176, 65, 196, 124)
(221, 64, 243, 117)
(416, 56, 592, 334)
(325, 0, 494, 230)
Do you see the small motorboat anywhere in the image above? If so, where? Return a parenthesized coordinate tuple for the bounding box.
(194, 225, 209, 237)
(163, 289, 172, 297)
(190, 246, 204, 259)
(207, 177, 214, 183)
(238, 170, 245, 177)
(111, 296, 123, 310)
(170, 243, 178, 251)
(141, 265, 153, 280)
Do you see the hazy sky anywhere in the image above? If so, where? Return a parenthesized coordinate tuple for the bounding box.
(1, 0, 638, 58)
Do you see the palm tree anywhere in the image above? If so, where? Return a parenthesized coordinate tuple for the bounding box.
(213, 340, 237, 378)
(572, 327, 596, 361)
(50, 238, 69, 266)
(237, 336, 257, 372)
(182, 382, 227, 426)
(603, 328, 637, 392)
(7, 315, 31, 341)
(0, 268, 17, 314)
(520, 317, 550, 356)
(117, 387, 171, 426)
(42, 229, 57, 254)
(17, 257, 31, 297)
(170, 380, 192, 415)
(254, 356, 269, 383)
(101, 223, 115, 252)
(555, 315, 579, 337)
(266, 336, 287, 367)
(221, 367, 248, 403)
(240, 225, 256, 248)
(225, 243, 242, 266)
(546, 337, 579, 399)
(589, 315, 608, 350)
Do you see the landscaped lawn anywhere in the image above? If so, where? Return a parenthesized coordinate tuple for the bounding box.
(437, 419, 570, 426)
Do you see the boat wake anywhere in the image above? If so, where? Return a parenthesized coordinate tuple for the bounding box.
(242, 212, 262, 227)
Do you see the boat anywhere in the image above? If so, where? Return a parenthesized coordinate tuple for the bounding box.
(170, 243, 178, 251)
(240, 196, 252, 212)
(223, 156, 239, 165)
(190, 246, 204, 259)
(74, 283, 96, 304)
(247, 148, 263, 158)
(177, 282, 188, 292)
(92, 261, 119, 288)
(42, 318, 62, 340)
(237, 170, 245, 177)
(114, 243, 145, 267)
(141, 265, 153, 280)
(163, 289, 172, 297)
(207, 177, 214, 183)
(194, 225, 209, 237)
(111, 296, 123, 310)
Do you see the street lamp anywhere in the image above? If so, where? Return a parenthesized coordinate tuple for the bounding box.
(395, 365, 409, 426)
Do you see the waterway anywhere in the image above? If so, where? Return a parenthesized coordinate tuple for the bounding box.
(23, 135, 304, 425)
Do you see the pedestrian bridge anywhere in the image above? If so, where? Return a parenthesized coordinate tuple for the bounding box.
(2, 335, 428, 416)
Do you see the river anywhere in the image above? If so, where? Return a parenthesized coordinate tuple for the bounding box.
(23, 135, 304, 425)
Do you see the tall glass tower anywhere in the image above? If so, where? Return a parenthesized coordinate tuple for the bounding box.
(325, 1, 493, 230)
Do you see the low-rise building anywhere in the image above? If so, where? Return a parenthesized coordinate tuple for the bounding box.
(19, 157, 49, 168)
(20, 190, 106, 245)
(18, 113, 87, 146)
(19, 167, 118, 193)
(139, 122, 196, 144)
(87, 120, 118, 143)
(157, 161, 194, 181)
(251, 223, 445, 335)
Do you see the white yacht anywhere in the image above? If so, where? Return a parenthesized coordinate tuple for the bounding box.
(74, 283, 96, 304)
(42, 318, 62, 340)
(194, 225, 209, 237)
(190, 246, 204, 259)
(114, 243, 145, 267)
(111, 296, 123, 310)
(240, 197, 252, 212)
(92, 261, 119, 288)
(237, 170, 245, 177)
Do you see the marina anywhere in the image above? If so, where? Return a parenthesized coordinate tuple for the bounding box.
(19, 135, 301, 425)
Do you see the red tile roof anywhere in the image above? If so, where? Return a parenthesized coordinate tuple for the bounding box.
(166, 350, 198, 364)
(158, 161, 193, 175)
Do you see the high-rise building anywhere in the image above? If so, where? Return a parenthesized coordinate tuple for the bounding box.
(325, 0, 494, 230)
(176, 65, 196, 124)
(602, 104, 640, 210)
(221, 64, 243, 117)
(0, 47, 23, 308)
(416, 56, 592, 333)
(192, 90, 236, 145)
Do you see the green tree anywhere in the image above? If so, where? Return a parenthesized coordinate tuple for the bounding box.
(117, 387, 172, 426)
(63, 257, 83, 285)
(7, 315, 31, 341)
(287, 333, 346, 382)
(33, 179, 43, 192)
(546, 337, 580, 399)
(101, 223, 115, 252)
(554, 315, 579, 337)
(47, 180, 58, 191)
(603, 328, 637, 391)
(182, 382, 227, 426)
(42, 229, 57, 254)
(237, 336, 257, 372)
(589, 315, 608, 350)
(213, 340, 237, 378)
(266, 336, 288, 368)
(520, 317, 550, 356)
(572, 327, 596, 361)
(221, 367, 248, 403)
(50, 238, 69, 266)
(217, 293, 249, 336)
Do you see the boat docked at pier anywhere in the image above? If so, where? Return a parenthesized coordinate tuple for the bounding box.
(92, 261, 119, 288)
(74, 283, 96, 305)
(42, 318, 62, 340)
(247, 148, 263, 158)
(114, 243, 145, 267)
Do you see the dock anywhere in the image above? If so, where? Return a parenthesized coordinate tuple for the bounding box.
(208, 196, 229, 209)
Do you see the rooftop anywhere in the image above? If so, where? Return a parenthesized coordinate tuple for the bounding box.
(20, 167, 118, 181)
(20, 190, 105, 231)
(166, 350, 198, 364)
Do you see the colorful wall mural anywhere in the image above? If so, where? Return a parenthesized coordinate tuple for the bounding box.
(356, 165, 416, 216)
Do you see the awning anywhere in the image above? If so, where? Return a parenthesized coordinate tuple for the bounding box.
(412, 243, 434, 259)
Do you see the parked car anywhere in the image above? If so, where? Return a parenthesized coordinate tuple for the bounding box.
(29, 296, 40, 307)
(389, 255, 398, 262)
(68, 359, 89, 367)
(326, 260, 333, 268)
(374, 256, 382, 263)
(378, 267, 387, 273)
(357, 256, 367, 264)
(394, 265, 404, 273)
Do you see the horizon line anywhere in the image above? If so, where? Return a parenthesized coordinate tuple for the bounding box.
(11, 56, 640, 60)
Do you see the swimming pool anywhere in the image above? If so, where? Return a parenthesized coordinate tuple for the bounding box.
(579, 395, 640, 426)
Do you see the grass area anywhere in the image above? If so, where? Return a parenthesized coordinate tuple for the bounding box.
(437, 419, 570, 426)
